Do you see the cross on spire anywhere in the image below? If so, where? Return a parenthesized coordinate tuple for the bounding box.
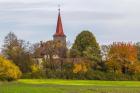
(58, 4, 61, 13)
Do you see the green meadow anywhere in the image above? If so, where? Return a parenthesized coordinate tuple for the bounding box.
(0, 79, 140, 93)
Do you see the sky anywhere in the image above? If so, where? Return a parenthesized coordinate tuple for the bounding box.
(0, 0, 140, 48)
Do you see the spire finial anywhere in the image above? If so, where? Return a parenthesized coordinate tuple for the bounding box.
(58, 4, 60, 13)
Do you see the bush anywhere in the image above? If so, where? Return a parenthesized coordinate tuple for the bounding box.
(21, 73, 32, 79)
(30, 64, 45, 79)
(85, 70, 140, 81)
(0, 56, 22, 81)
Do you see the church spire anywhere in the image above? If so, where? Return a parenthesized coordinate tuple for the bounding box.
(54, 7, 65, 36)
(53, 6, 66, 46)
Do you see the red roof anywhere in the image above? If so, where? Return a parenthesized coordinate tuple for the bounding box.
(54, 12, 65, 36)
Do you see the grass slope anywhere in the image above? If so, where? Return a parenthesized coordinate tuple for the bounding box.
(0, 79, 140, 93)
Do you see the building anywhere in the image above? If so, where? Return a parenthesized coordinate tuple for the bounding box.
(33, 8, 67, 66)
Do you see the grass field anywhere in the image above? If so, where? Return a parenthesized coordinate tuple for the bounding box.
(0, 79, 140, 93)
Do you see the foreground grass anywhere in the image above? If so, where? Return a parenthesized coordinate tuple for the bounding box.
(0, 79, 140, 93)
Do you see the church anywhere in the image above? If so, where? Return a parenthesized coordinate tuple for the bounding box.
(33, 8, 67, 65)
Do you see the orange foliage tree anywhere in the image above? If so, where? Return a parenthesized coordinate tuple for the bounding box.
(106, 42, 140, 74)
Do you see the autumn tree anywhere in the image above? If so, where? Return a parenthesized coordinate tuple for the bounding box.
(106, 42, 140, 74)
(39, 40, 67, 71)
(73, 60, 89, 74)
(30, 43, 41, 58)
(45, 40, 58, 70)
(2, 32, 33, 73)
(0, 56, 22, 81)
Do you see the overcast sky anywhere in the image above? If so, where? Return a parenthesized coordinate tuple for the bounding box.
(0, 0, 140, 48)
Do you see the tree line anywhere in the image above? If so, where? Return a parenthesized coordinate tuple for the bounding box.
(1, 31, 140, 81)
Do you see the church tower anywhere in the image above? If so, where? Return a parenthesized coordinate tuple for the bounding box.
(53, 8, 66, 46)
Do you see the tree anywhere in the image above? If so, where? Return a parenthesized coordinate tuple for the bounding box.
(73, 61, 89, 74)
(106, 42, 140, 74)
(71, 30, 102, 68)
(101, 45, 110, 61)
(2, 32, 33, 73)
(45, 40, 59, 70)
(0, 56, 22, 81)
(39, 40, 67, 71)
(135, 42, 140, 61)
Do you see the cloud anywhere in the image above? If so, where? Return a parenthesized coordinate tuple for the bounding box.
(0, 0, 140, 48)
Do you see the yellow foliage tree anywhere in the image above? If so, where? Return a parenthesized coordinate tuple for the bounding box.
(73, 61, 89, 73)
(0, 56, 22, 81)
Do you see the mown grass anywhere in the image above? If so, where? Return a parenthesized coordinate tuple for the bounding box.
(0, 79, 140, 93)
